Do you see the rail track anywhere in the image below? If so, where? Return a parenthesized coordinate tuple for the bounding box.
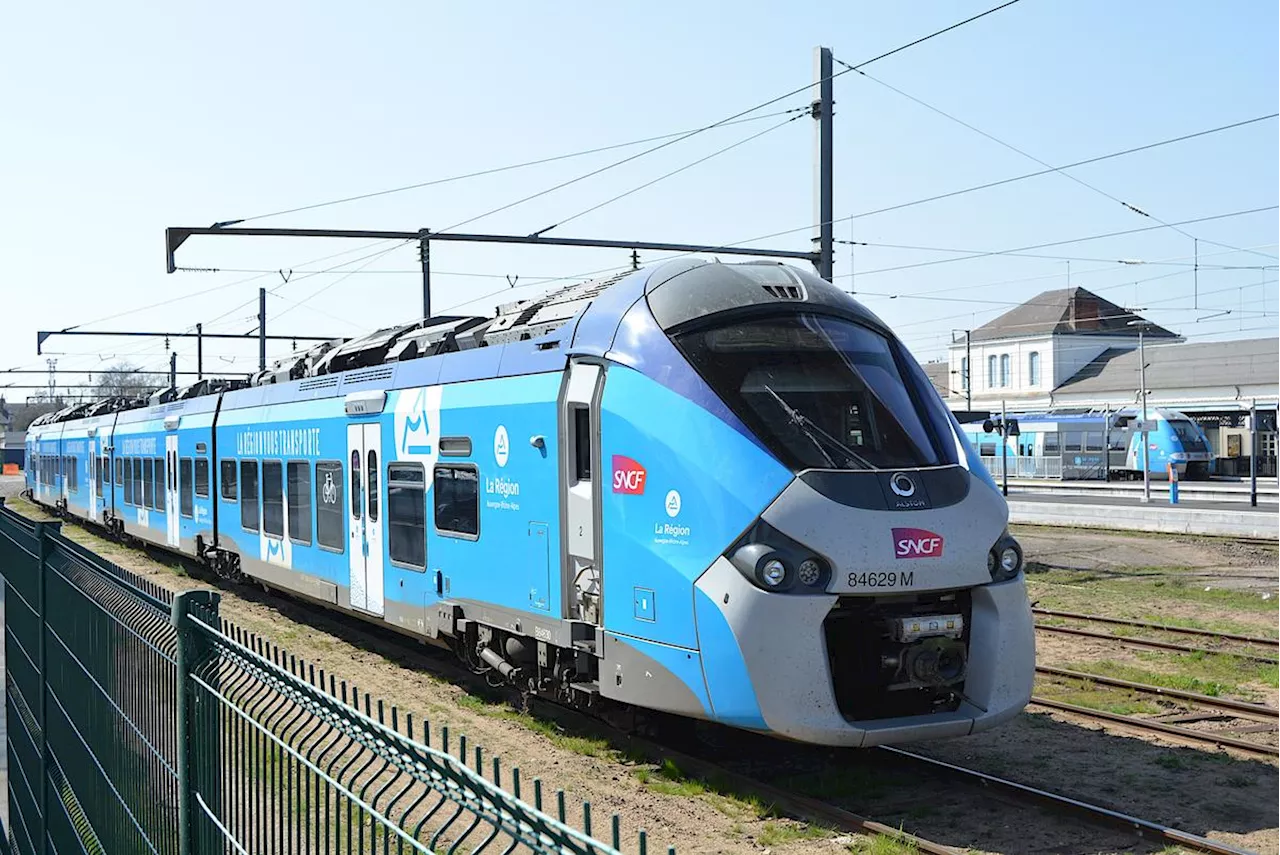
(1035, 622, 1280, 665)
(1033, 608, 1280, 648)
(37, 509, 1272, 855)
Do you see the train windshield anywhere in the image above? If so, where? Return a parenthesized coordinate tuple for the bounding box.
(1169, 419, 1208, 452)
(674, 313, 957, 471)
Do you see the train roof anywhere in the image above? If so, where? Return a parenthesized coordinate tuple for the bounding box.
(35, 260, 888, 426)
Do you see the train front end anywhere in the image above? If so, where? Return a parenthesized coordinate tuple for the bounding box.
(642, 261, 1034, 746)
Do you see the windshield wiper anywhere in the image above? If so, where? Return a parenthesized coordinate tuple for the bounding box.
(762, 385, 875, 471)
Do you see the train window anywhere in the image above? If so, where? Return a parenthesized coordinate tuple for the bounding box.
(1063, 430, 1084, 452)
(154, 457, 165, 510)
(350, 451, 361, 520)
(387, 463, 426, 568)
(434, 465, 479, 539)
(143, 458, 156, 509)
(1083, 432, 1103, 452)
(572, 406, 592, 482)
(221, 459, 238, 502)
(127, 458, 137, 505)
(439, 436, 472, 457)
(68, 456, 78, 493)
(115, 458, 123, 486)
(194, 459, 210, 498)
(179, 458, 194, 518)
(315, 461, 344, 551)
(262, 461, 284, 538)
(240, 460, 260, 531)
(979, 442, 997, 456)
(96, 457, 104, 491)
(1043, 432, 1060, 454)
(673, 314, 957, 472)
(367, 451, 379, 523)
(287, 461, 312, 545)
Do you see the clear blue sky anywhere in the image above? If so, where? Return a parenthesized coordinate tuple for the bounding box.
(2, 0, 1276, 398)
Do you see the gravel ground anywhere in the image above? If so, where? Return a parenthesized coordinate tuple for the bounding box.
(0, 475, 25, 500)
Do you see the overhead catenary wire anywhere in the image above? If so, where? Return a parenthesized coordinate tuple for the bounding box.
(839, 63, 1278, 262)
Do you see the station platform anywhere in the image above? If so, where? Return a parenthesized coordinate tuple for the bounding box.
(1001, 478, 1278, 504)
(1008, 492, 1279, 539)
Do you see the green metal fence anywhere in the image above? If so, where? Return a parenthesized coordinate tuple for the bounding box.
(0, 499, 665, 854)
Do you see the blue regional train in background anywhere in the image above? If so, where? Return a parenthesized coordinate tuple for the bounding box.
(24, 260, 1034, 747)
(958, 408, 1215, 480)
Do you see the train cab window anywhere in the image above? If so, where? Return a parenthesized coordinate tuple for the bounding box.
(387, 463, 426, 568)
(315, 461, 344, 551)
(143, 459, 156, 509)
(179, 458, 194, 518)
(220, 459, 238, 501)
(350, 451, 362, 520)
(287, 461, 312, 545)
(433, 465, 479, 538)
(572, 407, 592, 482)
(240, 460, 260, 531)
(367, 451, 379, 523)
(115, 458, 123, 487)
(194, 459, 210, 498)
(262, 461, 284, 538)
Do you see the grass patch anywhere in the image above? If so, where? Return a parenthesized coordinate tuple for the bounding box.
(757, 820, 830, 846)
(453, 694, 614, 758)
(1133, 650, 1279, 691)
(847, 832, 920, 855)
(1035, 677, 1162, 716)
(1029, 568, 1278, 616)
(1065, 659, 1238, 698)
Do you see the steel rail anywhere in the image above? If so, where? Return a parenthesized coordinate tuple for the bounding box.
(1032, 608, 1279, 647)
(1036, 665, 1279, 721)
(1034, 623, 1280, 665)
(879, 747, 1259, 855)
(1029, 697, 1278, 757)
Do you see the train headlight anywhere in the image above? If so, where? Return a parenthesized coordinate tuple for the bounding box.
(987, 530, 1023, 583)
(760, 559, 788, 587)
(797, 558, 823, 587)
(1000, 547, 1020, 573)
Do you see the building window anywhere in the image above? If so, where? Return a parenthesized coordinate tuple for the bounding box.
(287, 461, 312, 545)
(434, 465, 479, 538)
(999, 354, 1010, 388)
(960, 357, 969, 391)
(1028, 351, 1041, 387)
(987, 355, 997, 388)
(315, 461, 344, 551)
(387, 463, 426, 568)
(262, 461, 284, 538)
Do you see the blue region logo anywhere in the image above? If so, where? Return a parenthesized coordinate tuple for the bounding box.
(401, 388, 433, 455)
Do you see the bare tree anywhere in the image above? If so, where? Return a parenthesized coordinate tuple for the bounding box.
(94, 362, 163, 400)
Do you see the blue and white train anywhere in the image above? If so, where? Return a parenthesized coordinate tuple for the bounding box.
(959, 408, 1216, 480)
(25, 260, 1034, 747)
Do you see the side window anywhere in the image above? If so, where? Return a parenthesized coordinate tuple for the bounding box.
(433, 465, 479, 538)
(387, 463, 426, 568)
(287, 461, 312, 545)
(143, 458, 156, 509)
(350, 450, 362, 520)
(220, 459, 238, 501)
(153, 456, 165, 510)
(115, 458, 123, 487)
(572, 406, 592, 482)
(315, 461, 344, 551)
(1043, 432, 1060, 454)
(126, 458, 135, 505)
(69, 456, 78, 493)
(96, 457, 104, 492)
(240, 460, 260, 531)
(262, 461, 284, 537)
(367, 450, 379, 522)
(194, 459, 210, 499)
(179, 458, 194, 518)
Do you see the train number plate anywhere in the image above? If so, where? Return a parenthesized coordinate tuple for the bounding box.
(846, 571, 914, 588)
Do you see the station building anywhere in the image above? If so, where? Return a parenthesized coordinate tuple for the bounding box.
(921, 287, 1279, 476)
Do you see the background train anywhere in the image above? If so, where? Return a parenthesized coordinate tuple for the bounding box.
(25, 259, 1034, 747)
(958, 407, 1216, 480)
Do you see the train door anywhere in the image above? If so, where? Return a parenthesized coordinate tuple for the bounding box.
(87, 436, 99, 523)
(166, 434, 180, 547)
(561, 362, 604, 625)
(346, 422, 385, 616)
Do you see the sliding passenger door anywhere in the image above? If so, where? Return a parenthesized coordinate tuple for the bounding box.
(561, 362, 604, 625)
(346, 422, 385, 616)
(165, 434, 181, 547)
(87, 437, 100, 523)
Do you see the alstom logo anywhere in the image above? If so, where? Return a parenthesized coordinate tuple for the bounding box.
(893, 527, 944, 559)
(612, 455, 646, 494)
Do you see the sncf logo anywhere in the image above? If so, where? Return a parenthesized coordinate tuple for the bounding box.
(612, 455, 647, 495)
(892, 527, 944, 559)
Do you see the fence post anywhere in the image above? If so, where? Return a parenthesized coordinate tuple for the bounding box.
(33, 518, 60, 855)
(170, 589, 221, 855)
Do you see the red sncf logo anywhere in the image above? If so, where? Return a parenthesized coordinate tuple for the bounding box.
(612, 455, 646, 494)
(893, 527, 944, 559)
